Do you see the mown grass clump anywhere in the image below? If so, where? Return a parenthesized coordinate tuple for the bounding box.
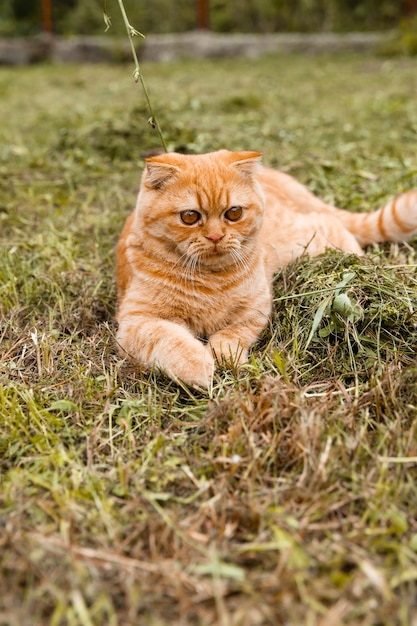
(1, 55, 417, 625)
(270, 250, 417, 386)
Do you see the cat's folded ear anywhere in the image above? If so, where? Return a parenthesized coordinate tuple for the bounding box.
(144, 159, 180, 190)
(231, 151, 263, 179)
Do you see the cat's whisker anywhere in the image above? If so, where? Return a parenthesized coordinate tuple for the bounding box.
(229, 246, 251, 277)
(172, 250, 191, 273)
(179, 251, 201, 294)
(174, 245, 203, 284)
(181, 256, 193, 286)
(172, 254, 191, 287)
(188, 256, 197, 284)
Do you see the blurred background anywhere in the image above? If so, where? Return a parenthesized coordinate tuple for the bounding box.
(1, 0, 416, 37)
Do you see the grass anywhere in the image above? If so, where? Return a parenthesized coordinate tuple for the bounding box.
(1, 52, 417, 625)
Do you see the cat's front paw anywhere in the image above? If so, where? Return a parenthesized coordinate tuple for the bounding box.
(167, 345, 215, 390)
(208, 337, 248, 368)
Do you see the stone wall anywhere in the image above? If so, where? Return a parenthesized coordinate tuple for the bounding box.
(0, 31, 386, 66)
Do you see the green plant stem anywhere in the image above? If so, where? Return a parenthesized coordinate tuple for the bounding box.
(116, 0, 167, 152)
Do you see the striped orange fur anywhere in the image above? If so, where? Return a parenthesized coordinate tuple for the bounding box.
(116, 150, 417, 388)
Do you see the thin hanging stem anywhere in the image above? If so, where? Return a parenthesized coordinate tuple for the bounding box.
(111, 0, 168, 152)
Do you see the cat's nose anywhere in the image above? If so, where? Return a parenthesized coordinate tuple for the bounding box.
(205, 233, 224, 244)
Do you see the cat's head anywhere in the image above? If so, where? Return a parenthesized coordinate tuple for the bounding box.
(135, 150, 264, 272)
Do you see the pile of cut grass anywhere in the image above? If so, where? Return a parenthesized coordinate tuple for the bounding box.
(1, 54, 417, 625)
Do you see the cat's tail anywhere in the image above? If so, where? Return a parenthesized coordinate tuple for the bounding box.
(334, 190, 417, 247)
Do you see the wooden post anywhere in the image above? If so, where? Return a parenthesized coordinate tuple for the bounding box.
(41, 0, 53, 34)
(196, 0, 210, 30)
(406, 0, 417, 15)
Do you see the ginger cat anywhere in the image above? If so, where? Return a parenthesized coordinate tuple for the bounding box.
(116, 149, 417, 388)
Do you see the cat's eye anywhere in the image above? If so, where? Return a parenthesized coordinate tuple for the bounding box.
(224, 206, 243, 222)
(180, 210, 201, 225)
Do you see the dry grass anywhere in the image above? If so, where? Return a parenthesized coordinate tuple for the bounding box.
(1, 54, 417, 625)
